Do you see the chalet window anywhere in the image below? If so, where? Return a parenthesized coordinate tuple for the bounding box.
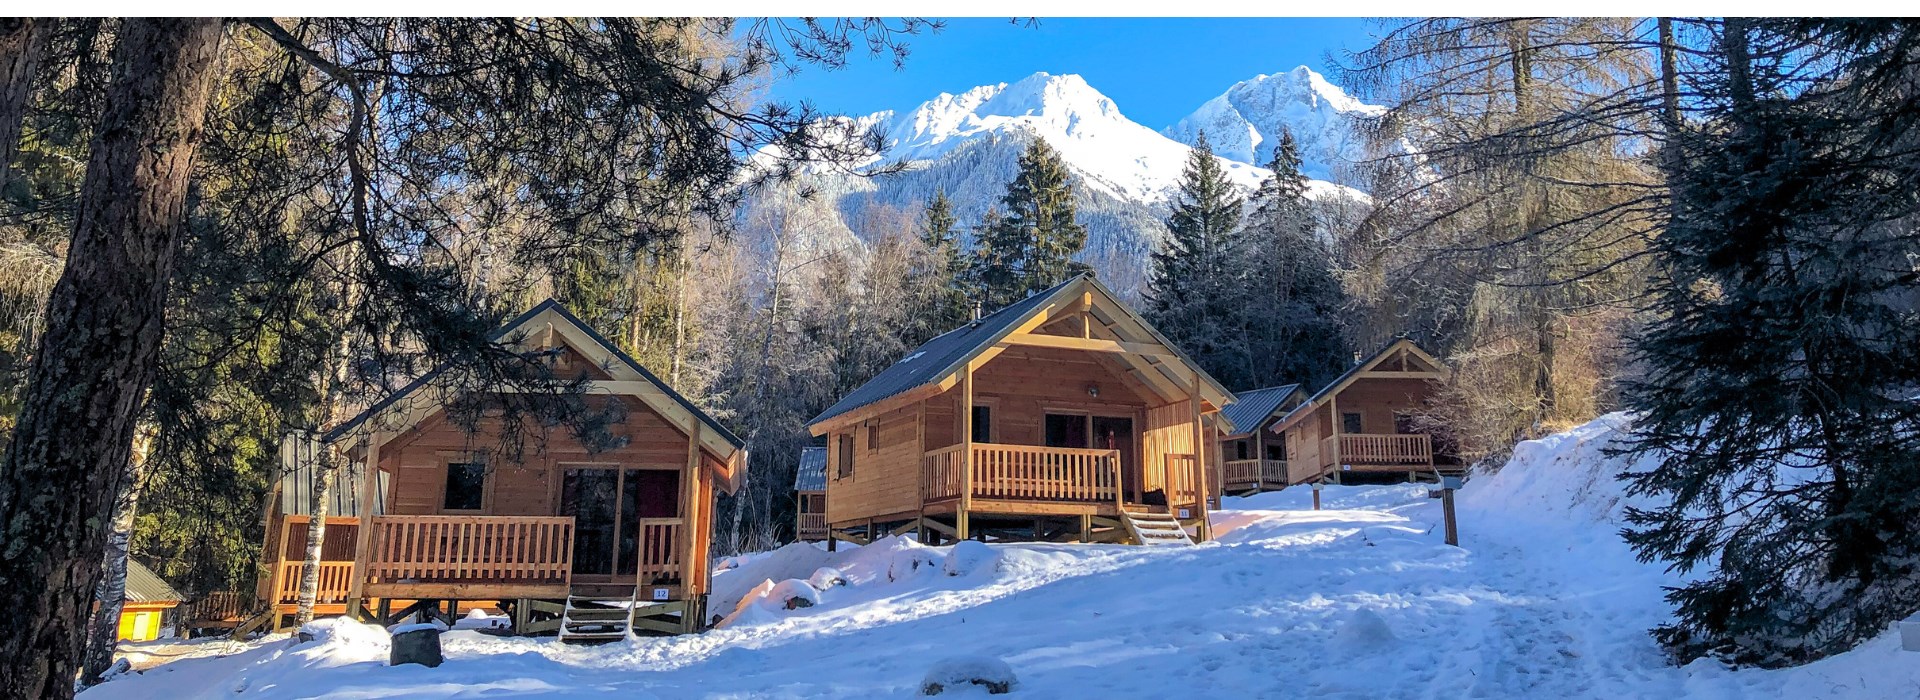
(1235, 441, 1250, 460)
(836, 434, 854, 479)
(1044, 414, 1089, 449)
(1342, 412, 1364, 434)
(1266, 443, 1285, 461)
(1395, 412, 1418, 434)
(971, 405, 992, 443)
(867, 422, 880, 453)
(443, 462, 486, 511)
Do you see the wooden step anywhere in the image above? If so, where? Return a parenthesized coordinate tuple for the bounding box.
(1119, 510, 1194, 546)
(557, 594, 635, 645)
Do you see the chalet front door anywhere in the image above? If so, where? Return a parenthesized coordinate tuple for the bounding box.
(562, 467, 682, 579)
(1091, 416, 1136, 498)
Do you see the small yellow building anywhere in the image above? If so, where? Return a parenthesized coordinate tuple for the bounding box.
(118, 560, 184, 641)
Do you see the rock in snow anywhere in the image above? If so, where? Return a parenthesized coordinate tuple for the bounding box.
(1330, 608, 1398, 655)
(942, 540, 1001, 578)
(808, 566, 848, 590)
(921, 655, 1018, 695)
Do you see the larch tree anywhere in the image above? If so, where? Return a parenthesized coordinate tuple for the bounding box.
(1338, 17, 1661, 458)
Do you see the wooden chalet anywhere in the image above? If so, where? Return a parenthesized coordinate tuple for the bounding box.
(794, 446, 828, 542)
(1217, 384, 1307, 494)
(1267, 339, 1459, 484)
(804, 275, 1234, 546)
(249, 300, 745, 640)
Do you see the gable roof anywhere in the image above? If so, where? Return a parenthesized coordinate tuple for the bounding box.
(320, 300, 746, 490)
(126, 560, 184, 604)
(794, 446, 827, 492)
(1219, 384, 1300, 438)
(1270, 338, 1447, 433)
(806, 274, 1234, 433)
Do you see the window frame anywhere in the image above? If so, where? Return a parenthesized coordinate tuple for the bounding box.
(970, 404, 994, 444)
(836, 433, 854, 479)
(1341, 412, 1364, 435)
(441, 460, 489, 513)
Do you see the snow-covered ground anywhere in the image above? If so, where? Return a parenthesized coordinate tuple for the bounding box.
(82, 414, 1920, 699)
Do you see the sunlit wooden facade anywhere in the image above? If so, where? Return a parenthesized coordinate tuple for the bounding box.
(1268, 339, 1458, 484)
(251, 301, 744, 635)
(806, 276, 1234, 545)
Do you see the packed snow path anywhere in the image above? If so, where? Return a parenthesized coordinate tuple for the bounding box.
(83, 425, 1920, 699)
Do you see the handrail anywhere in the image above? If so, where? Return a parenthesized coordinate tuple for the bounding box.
(366, 515, 574, 584)
(1325, 433, 1433, 466)
(924, 443, 1121, 504)
(275, 560, 354, 605)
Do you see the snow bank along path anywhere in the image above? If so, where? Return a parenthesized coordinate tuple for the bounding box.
(81, 415, 1920, 699)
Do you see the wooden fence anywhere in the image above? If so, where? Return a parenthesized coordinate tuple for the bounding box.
(922, 443, 1121, 504)
(1326, 434, 1433, 466)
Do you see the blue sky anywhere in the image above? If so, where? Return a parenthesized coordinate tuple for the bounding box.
(768, 18, 1384, 129)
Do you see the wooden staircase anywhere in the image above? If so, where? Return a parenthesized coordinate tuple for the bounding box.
(1119, 508, 1195, 546)
(557, 592, 634, 644)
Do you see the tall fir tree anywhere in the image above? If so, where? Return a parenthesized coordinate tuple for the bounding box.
(1145, 132, 1252, 388)
(969, 136, 1089, 310)
(907, 189, 971, 342)
(1623, 19, 1920, 667)
(1240, 131, 1352, 391)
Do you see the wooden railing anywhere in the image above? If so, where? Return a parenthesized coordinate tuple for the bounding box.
(1324, 433, 1433, 466)
(1164, 453, 1200, 506)
(1223, 459, 1289, 487)
(923, 444, 965, 502)
(632, 518, 683, 585)
(796, 512, 828, 540)
(186, 591, 248, 623)
(274, 560, 354, 605)
(923, 443, 1121, 504)
(366, 515, 574, 584)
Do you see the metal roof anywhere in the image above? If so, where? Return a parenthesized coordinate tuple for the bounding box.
(794, 446, 827, 492)
(1219, 384, 1300, 437)
(806, 278, 1073, 429)
(279, 462, 387, 517)
(322, 299, 742, 451)
(125, 560, 184, 604)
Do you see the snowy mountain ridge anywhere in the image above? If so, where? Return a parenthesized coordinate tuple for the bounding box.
(736, 67, 1379, 292)
(1163, 65, 1385, 181)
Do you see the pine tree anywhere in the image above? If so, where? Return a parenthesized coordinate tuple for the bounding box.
(969, 136, 1089, 310)
(1623, 19, 1920, 667)
(1145, 132, 1251, 387)
(907, 190, 970, 341)
(1239, 131, 1352, 391)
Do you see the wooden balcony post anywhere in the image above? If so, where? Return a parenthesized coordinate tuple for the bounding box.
(914, 399, 927, 540)
(676, 419, 702, 595)
(1188, 383, 1212, 542)
(346, 432, 382, 617)
(1328, 395, 1343, 481)
(957, 364, 973, 541)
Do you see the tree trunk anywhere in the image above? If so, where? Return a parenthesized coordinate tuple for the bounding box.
(294, 456, 334, 626)
(79, 428, 153, 685)
(0, 19, 224, 700)
(0, 18, 47, 194)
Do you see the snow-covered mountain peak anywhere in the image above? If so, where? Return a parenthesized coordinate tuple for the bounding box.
(1165, 65, 1383, 182)
(875, 72, 1263, 203)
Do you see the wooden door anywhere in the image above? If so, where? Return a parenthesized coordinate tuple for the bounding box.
(1092, 416, 1136, 498)
(563, 467, 682, 580)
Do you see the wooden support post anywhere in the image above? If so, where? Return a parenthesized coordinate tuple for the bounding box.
(957, 364, 974, 542)
(1078, 515, 1090, 543)
(678, 420, 702, 595)
(1329, 395, 1343, 477)
(1442, 487, 1459, 546)
(1312, 481, 1322, 511)
(346, 433, 383, 613)
(1188, 385, 1212, 542)
(914, 400, 927, 542)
